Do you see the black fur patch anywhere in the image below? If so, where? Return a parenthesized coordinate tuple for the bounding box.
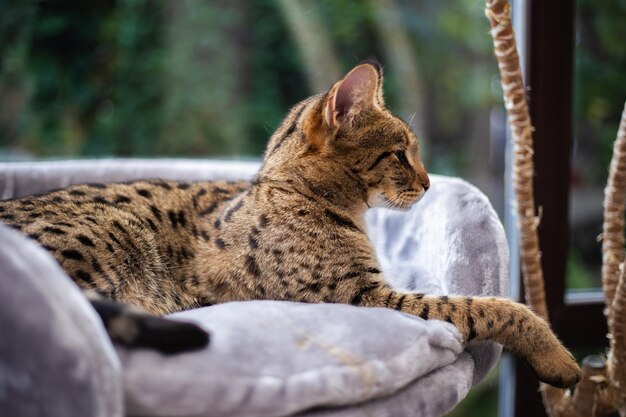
(76, 234, 95, 247)
(419, 304, 430, 319)
(93, 196, 108, 204)
(115, 195, 131, 204)
(75, 270, 92, 282)
(90, 298, 209, 354)
(395, 294, 407, 310)
(224, 199, 244, 222)
(146, 218, 158, 232)
(324, 209, 360, 232)
(366, 151, 392, 171)
(91, 258, 104, 273)
(350, 283, 379, 305)
(249, 235, 259, 249)
(244, 255, 261, 277)
(62, 249, 84, 261)
(53, 221, 73, 228)
(154, 181, 172, 190)
(337, 270, 360, 281)
(112, 221, 128, 234)
(43, 226, 67, 235)
(168, 210, 186, 228)
(137, 189, 152, 198)
(267, 103, 307, 156)
(150, 205, 162, 222)
(259, 214, 269, 228)
(199, 202, 218, 217)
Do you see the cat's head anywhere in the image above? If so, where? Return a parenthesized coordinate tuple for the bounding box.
(263, 62, 429, 211)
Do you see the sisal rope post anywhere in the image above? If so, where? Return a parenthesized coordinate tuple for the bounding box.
(484, 0, 562, 412)
(603, 102, 626, 315)
(484, 0, 548, 321)
(537, 104, 626, 417)
(485, 1, 626, 413)
(607, 103, 626, 406)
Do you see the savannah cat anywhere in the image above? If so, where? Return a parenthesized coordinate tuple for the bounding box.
(0, 62, 580, 388)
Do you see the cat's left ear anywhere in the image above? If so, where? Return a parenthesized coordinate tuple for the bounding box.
(324, 62, 383, 130)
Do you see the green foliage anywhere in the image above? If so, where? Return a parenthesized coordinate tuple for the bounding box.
(1, 0, 623, 199)
(567, 248, 599, 289)
(447, 365, 499, 417)
(574, 0, 626, 186)
(399, 0, 499, 172)
(0, 0, 167, 156)
(0, 0, 500, 166)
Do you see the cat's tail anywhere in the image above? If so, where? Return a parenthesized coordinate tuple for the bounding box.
(88, 295, 209, 354)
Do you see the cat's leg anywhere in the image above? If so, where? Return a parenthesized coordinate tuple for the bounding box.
(340, 281, 581, 388)
(86, 292, 209, 354)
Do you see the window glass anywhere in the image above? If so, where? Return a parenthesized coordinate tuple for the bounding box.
(569, 0, 626, 290)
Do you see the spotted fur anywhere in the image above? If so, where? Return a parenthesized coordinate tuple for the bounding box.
(0, 63, 580, 387)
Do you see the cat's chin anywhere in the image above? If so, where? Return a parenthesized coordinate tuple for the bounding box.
(370, 192, 423, 211)
(388, 200, 419, 212)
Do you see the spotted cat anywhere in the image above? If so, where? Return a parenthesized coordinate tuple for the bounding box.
(0, 62, 580, 387)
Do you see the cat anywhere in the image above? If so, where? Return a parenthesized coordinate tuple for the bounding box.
(0, 62, 580, 388)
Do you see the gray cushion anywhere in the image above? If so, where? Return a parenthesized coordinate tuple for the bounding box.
(123, 302, 464, 417)
(0, 159, 508, 417)
(0, 225, 123, 417)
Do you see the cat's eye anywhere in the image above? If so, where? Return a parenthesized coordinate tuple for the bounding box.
(395, 151, 410, 167)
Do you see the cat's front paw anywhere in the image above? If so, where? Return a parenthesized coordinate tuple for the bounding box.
(528, 343, 581, 388)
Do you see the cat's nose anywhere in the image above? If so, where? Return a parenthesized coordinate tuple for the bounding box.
(416, 163, 429, 192)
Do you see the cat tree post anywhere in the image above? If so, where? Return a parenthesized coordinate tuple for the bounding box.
(484, 0, 547, 321)
(486, 0, 626, 415)
(602, 103, 626, 316)
(606, 103, 626, 414)
(484, 1, 561, 413)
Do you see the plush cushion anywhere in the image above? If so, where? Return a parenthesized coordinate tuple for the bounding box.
(0, 159, 508, 417)
(0, 225, 123, 417)
(122, 302, 464, 417)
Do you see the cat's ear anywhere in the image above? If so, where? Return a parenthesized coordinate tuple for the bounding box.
(324, 63, 383, 130)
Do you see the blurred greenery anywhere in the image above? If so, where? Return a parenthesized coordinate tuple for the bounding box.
(567, 249, 598, 290)
(573, 0, 626, 187)
(447, 365, 499, 417)
(0, 0, 501, 175)
(569, 0, 626, 291)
